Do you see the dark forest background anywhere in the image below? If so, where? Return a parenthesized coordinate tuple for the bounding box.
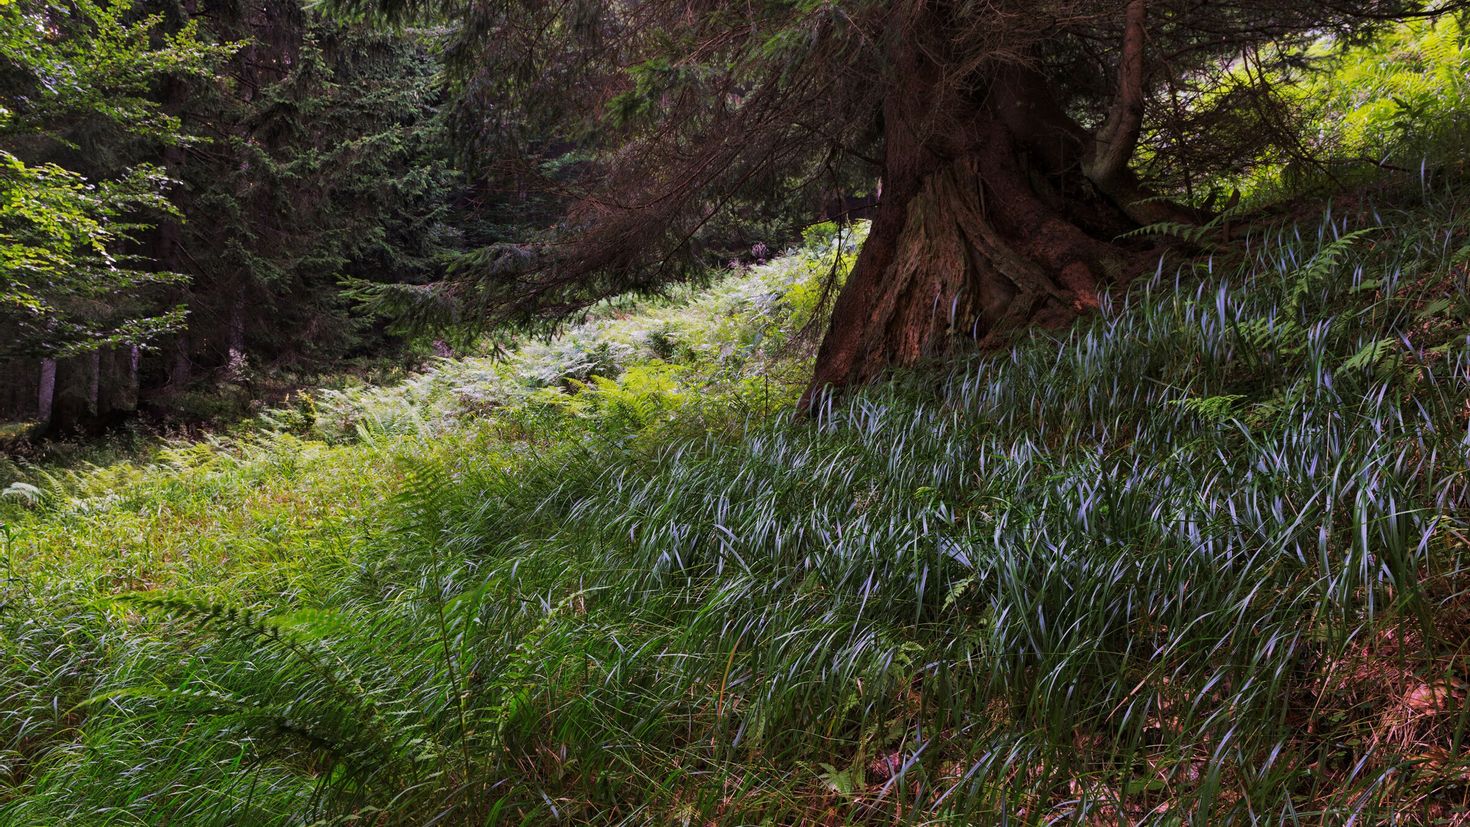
(3, 1, 516, 435)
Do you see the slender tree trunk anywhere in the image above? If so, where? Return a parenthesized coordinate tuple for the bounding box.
(128, 345, 141, 408)
(37, 358, 56, 424)
(802, 5, 1169, 406)
(87, 350, 101, 416)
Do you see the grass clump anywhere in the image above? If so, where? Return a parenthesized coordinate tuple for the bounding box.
(0, 226, 851, 823)
(1, 199, 1468, 824)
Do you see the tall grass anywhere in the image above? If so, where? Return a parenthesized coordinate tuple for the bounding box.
(2, 194, 1468, 823)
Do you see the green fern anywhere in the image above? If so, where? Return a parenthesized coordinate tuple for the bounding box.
(1118, 198, 1256, 247)
(112, 593, 420, 805)
(1288, 227, 1378, 313)
(1341, 336, 1399, 373)
(1169, 393, 1246, 422)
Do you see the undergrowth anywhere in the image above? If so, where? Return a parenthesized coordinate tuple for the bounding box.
(1, 193, 1468, 824)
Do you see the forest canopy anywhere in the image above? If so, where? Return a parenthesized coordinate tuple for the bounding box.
(341, 0, 1470, 404)
(4, 0, 1470, 432)
(1, 0, 484, 434)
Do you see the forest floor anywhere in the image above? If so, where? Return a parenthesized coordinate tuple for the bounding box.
(1, 196, 1468, 824)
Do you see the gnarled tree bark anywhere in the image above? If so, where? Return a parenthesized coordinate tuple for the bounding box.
(802, 1, 1180, 407)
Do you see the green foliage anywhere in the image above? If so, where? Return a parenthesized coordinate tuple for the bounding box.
(1209, 15, 1470, 206)
(1314, 15, 1470, 167)
(0, 153, 186, 358)
(1, 0, 484, 430)
(1, 191, 1467, 822)
(0, 0, 217, 136)
(298, 227, 856, 445)
(0, 0, 219, 359)
(162, 12, 470, 369)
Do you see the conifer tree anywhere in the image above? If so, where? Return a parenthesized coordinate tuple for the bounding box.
(3, 0, 472, 433)
(1, 0, 216, 426)
(357, 0, 1465, 403)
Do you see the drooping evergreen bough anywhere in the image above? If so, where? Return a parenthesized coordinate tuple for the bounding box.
(360, 0, 1465, 404)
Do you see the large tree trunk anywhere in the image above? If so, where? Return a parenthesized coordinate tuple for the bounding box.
(803, 5, 1164, 406)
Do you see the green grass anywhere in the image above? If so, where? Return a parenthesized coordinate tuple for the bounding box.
(1, 195, 1468, 825)
(0, 226, 849, 823)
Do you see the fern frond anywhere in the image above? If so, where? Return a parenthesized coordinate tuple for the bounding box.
(1169, 394, 1246, 422)
(1288, 227, 1378, 311)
